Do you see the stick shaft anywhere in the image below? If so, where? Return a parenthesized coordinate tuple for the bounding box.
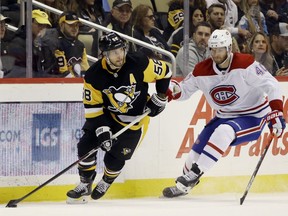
(240, 134, 274, 205)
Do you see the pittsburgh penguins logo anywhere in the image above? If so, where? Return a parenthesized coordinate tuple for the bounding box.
(103, 84, 140, 113)
(122, 148, 131, 155)
(210, 85, 239, 106)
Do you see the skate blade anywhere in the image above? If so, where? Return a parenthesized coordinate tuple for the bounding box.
(176, 182, 191, 193)
(162, 186, 188, 198)
(66, 195, 90, 204)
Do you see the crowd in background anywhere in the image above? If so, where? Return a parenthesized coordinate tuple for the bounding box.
(0, 0, 287, 78)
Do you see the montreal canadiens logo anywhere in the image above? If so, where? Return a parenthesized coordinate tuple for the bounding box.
(210, 85, 239, 106)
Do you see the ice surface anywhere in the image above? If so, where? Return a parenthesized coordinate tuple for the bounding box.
(1, 193, 287, 216)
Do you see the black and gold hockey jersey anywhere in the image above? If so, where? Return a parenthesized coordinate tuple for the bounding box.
(55, 35, 89, 77)
(83, 51, 172, 130)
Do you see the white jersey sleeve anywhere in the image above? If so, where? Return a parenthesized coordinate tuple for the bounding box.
(177, 73, 199, 101)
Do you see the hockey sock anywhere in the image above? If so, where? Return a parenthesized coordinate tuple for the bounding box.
(78, 157, 97, 179)
(183, 150, 200, 174)
(103, 167, 121, 184)
(103, 152, 125, 183)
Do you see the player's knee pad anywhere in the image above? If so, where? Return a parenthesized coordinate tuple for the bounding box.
(210, 124, 235, 150)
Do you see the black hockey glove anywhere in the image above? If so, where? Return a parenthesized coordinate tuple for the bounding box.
(146, 93, 168, 117)
(96, 126, 114, 152)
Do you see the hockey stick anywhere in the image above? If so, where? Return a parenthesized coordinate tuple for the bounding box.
(6, 109, 150, 208)
(239, 133, 275, 205)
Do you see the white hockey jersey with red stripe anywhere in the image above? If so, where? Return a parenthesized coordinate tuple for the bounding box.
(178, 53, 283, 118)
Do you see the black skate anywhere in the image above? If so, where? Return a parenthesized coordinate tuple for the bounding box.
(66, 173, 96, 204)
(176, 164, 202, 193)
(162, 186, 188, 198)
(91, 179, 111, 200)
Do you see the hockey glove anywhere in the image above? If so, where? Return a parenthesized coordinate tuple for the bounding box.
(266, 110, 286, 138)
(96, 126, 114, 152)
(166, 80, 181, 102)
(146, 93, 168, 117)
(73, 63, 81, 77)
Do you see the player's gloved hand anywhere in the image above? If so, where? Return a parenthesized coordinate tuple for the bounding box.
(266, 110, 286, 138)
(96, 126, 114, 151)
(166, 80, 181, 102)
(73, 63, 81, 77)
(146, 93, 168, 117)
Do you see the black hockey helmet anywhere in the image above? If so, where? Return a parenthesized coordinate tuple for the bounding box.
(99, 32, 127, 52)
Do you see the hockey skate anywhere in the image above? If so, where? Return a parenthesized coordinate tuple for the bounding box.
(176, 164, 202, 193)
(162, 186, 188, 198)
(91, 179, 111, 200)
(66, 173, 96, 204)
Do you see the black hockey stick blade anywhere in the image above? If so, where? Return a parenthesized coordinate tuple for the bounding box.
(5, 110, 150, 207)
(5, 147, 97, 208)
(239, 133, 275, 205)
(6, 200, 18, 208)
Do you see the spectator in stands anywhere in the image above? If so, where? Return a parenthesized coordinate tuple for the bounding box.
(248, 31, 288, 76)
(163, 0, 184, 41)
(207, 0, 251, 42)
(36, 0, 67, 27)
(54, 11, 90, 77)
(67, 0, 106, 33)
(6, 9, 52, 78)
(175, 22, 211, 77)
(259, 0, 288, 35)
(131, 4, 171, 61)
(103, 0, 133, 36)
(0, 14, 11, 39)
(0, 14, 15, 77)
(207, 4, 240, 53)
(168, 6, 206, 57)
(238, 0, 268, 35)
(69, 0, 107, 57)
(207, 3, 226, 31)
(163, 0, 207, 41)
(207, 0, 238, 30)
(0, 0, 20, 27)
(247, 32, 275, 74)
(270, 22, 288, 76)
(232, 0, 245, 26)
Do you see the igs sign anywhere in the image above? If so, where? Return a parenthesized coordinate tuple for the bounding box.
(32, 114, 61, 161)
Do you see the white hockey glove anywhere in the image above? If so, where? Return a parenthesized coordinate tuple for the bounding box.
(146, 93, 168, 117)
(166, 80, 181, 102)
(73, 63, 81, 77)
(96, 126, 114, 151)
(266, 110, 286, 138)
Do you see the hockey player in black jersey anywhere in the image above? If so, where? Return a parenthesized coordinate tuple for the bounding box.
(66, 32, 172, 203)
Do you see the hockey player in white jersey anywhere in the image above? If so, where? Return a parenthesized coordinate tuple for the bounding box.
(162, 29, 286, 198)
